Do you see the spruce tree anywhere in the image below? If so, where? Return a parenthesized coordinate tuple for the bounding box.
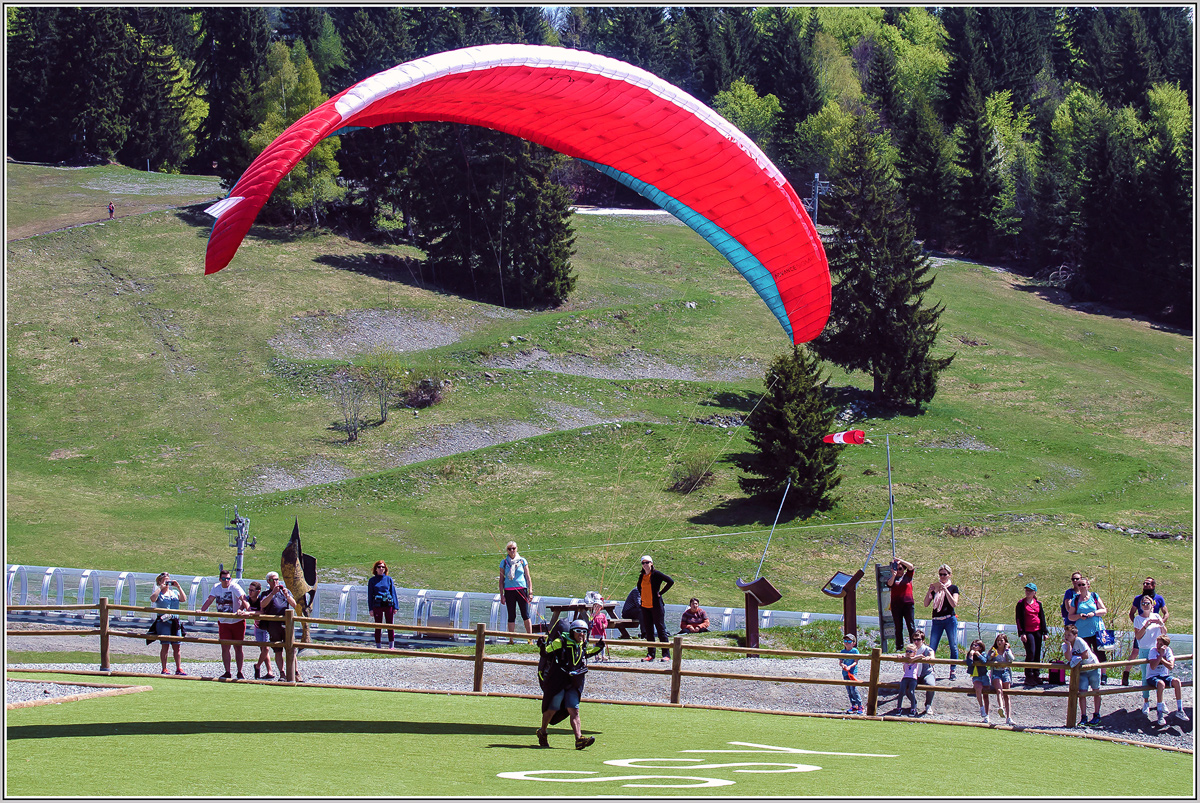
(812, 114, 954, 409)
(896, 94, 956, 248)
(409, 126, 576, 308)
(952, 78, 1004, 257)
(756, 8, 822, 174)
(193, 7, 272, 175)
(1142, 83, 1193, 326)
(734, 346, 841, 511)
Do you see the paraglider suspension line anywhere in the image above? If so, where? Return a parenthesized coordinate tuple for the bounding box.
(754, 479, 791, 581)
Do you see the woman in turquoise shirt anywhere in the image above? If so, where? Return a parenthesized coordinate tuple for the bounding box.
(1067, 576, 1109, 665)
(150, 572, 187, 675)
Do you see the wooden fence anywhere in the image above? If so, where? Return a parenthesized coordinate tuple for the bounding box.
(8, 599, 1192, 728)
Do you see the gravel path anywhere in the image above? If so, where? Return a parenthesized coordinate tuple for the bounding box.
(8, 644, 1191, 751)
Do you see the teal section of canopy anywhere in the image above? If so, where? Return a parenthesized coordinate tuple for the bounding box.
(580, 159, 792, 341)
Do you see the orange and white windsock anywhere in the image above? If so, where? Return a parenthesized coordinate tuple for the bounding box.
(823, 430, 867, 445)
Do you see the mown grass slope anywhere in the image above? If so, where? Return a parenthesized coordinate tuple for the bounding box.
(5, 164, 1192, 628)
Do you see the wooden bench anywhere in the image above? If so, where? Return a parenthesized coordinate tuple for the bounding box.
(606, 618, 638, 639)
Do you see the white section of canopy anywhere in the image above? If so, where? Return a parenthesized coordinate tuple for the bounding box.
(204, 196, 244, 219)
(332, 43, 783, 188)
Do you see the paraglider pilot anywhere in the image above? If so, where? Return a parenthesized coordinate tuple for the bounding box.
(536, 620, 604, 750)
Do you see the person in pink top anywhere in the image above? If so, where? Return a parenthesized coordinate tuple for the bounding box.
(1014, 582, 1050, 685)
(886, 557, 916, 651)
(588, 599, 608, 662)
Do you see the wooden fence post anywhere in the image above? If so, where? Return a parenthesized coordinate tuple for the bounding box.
(669, 636, 684, 703)
(1066, 664, 1080, 727)
(473, 623, 487, 692)
(98, 597, 110, 672)
(284, 609, 296, 682)
(865, 647, 881, 716)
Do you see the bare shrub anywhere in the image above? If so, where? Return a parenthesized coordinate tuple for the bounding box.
(332, 368, 368, 442)
(668, 452, 715, 493)
(401, 377, 444, 409)
(943, 523, 989, 538)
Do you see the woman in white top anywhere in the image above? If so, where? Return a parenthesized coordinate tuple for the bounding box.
(1062, 624, 1101, 727)
(1132, 594, 1167, 714)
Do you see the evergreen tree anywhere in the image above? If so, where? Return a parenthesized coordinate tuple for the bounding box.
(11, 7, 139, 163)
(1031, 86, 1106, 270)
(733, 346, 841, 511)
(1140, 7, 1193, 100)
(719, 8, 762, 92)
(1071, 8, 1122, 105)
(1111, 8, 1162, 112)
(951, 78, 1003, 257)
(409, 126, 576, 308)
(7, 7, 66, 161)
(118, 27, 194, 172)
(1074, 106, 1148, 309)
(665, 7, 708, 100)
(490, 7, 551, 45)
(978, 7, 1049, 110)
(896, 94, 956, 247)
(863, 37, 902, 133)
(812, 115, 953, 408)
(248, 42, 344, 227)
(757, 8, 822, 175)
(194, 7, 272, 175)
(328, 8, 416, 230)
(939, 7, 992, 128)
(1141, 82, 1193, 326)
(589, 7, 670, 76)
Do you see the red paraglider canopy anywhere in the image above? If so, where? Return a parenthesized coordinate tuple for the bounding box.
(205, 44, 830, 343)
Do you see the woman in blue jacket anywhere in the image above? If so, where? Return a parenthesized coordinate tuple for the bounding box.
(367, 560, 399, 649)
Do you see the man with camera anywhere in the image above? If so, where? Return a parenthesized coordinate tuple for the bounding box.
(260, 571, 302, 682)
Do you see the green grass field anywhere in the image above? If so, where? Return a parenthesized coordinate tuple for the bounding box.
(5, 672, 1192, 797)
(5, 163, 222, 241)
(4, 163, 1193, 631)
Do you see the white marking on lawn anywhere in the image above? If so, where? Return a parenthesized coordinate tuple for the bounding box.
(496, 770, 734, 788)
(606, 758, 820, 773)
(499, 740, 895, 788)
(682, 740, 898, 758)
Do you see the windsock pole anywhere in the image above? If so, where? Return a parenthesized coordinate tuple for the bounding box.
(886, 435, 895, 558)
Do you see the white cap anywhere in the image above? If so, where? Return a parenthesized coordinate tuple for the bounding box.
(641, 555, 653, 563)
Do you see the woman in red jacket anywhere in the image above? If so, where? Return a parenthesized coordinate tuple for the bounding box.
(1015, 582, 1050, 685)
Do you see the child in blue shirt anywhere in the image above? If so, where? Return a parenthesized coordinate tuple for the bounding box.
(840, 633, 863, 714)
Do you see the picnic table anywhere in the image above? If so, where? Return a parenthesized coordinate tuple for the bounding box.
(546, 602, 637, 639)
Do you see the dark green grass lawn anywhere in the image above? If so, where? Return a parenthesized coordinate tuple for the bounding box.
(5, 672, 1193, 797)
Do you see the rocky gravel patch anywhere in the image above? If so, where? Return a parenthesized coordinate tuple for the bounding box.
(243, 456, 355, 495)
(269, 309, 469, 360)
(483, 347, 760, 382)
(922, 435, 995, 451)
